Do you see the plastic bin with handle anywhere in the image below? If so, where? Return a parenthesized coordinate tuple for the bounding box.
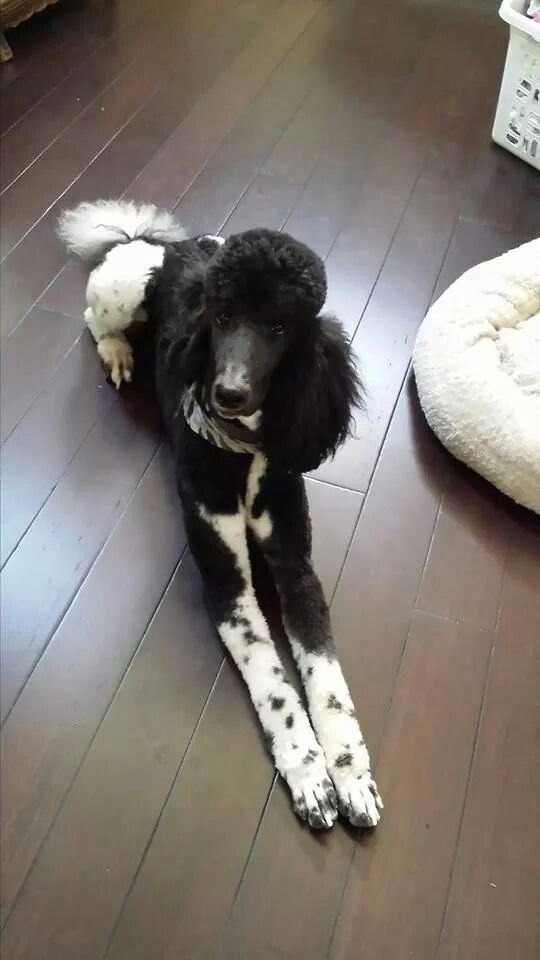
(492, 0, 540, 169)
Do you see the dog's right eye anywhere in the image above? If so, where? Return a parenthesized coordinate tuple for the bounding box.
(214, 314, 229, 329)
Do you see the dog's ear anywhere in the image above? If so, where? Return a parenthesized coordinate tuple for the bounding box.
(157, 263, 211, 391)
(262, 315, 363, 473)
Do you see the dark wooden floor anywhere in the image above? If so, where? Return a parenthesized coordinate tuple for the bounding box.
(1, 0, 539, 957)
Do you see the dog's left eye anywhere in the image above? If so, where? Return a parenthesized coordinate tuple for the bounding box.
(215, 314, 229, 329)
(272, 322, 285, 336)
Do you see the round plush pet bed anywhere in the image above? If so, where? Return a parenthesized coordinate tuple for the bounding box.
(413, 238, 540, 514)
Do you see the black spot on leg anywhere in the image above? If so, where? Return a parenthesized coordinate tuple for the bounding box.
(243, 655, 250, 665)
(244, 629, 266, 646)
(238, 616, 251, 629)
(272, 666, 283, 677)
(269, 696, 285, 711)
(307, 666, 314, 677)
(327, 694, 343, 711)
(292, 743, 298, 750)
(303, 748, 318, 765)
(229, 614, 239, 628)
(285, 713, 294, 729)
(263, 730, 274, 752)
(334, 752, 353, 768)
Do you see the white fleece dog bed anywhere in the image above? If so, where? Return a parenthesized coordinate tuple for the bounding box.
(413, 238, 540, 514)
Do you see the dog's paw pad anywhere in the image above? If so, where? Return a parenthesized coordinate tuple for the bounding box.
(97, 337, 134, 390)
(334, 772, 382, 828)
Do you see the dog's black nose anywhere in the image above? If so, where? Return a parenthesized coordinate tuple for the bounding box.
(214, 384, 249, 412)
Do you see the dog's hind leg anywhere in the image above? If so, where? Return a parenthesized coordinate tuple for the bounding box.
(84, 305, 134, 391)
(250, 470, 383, 829)
(96, 332, 133, 390)
(84, 275, 135, 392)
(84, 238, 163, 389)
(183, 497, 338, 830)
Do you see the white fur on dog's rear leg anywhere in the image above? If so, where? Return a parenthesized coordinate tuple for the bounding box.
(84, 307, 100, 344)
(97, 335, 133, 390)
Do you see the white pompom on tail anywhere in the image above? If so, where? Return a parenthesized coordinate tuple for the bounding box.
(57, 199, 186, 261)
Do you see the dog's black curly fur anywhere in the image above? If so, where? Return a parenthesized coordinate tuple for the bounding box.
(79, 220, 381, 827)
(149, 228, 362, 475)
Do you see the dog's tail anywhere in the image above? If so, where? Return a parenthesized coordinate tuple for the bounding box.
(57, 199, 186, 262)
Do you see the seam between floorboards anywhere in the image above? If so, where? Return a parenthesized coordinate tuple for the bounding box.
(307, 474, 366, 496)
(1, 328, 84, 446)
(100, 653, 230, 959)
(360, 199, 459, 501)
(0, 0, 265, 344)
(0, 0, 157, 138)
(0, 0, 246, 263)
(322, 602, 438, 960)
(0, 0, 164, 182)
(1, 541, 189, 933)
(168, 0, 326, 219)
(0, 381, 116, 571)
(1, 440, 163, 729)
(432, 537, 513, 959)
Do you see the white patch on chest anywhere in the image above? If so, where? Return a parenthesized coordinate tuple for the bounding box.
(198, 503, 251, 582)
(246, 454, 272, 541)
(237, 410, 262, 430)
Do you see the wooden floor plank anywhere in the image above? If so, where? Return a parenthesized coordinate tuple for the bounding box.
(1, 446, 185, 924)
(0, 335, 111, 567)
(0, 0, 237, 258)
(1, 1, 89, 93)
(99, 479, 361, 960)
(0, 0, 255, 337)
(436, 518, 540, 960)
(515, 164, 540, 241)
(314, 15, 506, 493)
(0, 307, 81, 443)
(0, 0, 150, 134)
(283, 157, 366, 260)
(0, 0, 176, 192)
(416, 473, 511, 630)
(104, 660, 268, 960)
(171, 0, 342, 237)
(460, 147, 529, 233)
(223, 173, 302, 236)
(305, 479, 363, 600)
(127, 0, 325, 213)
(329, 611, 492, 960)
(0, 394, 162, 721)
(36, 259, 88, 320)
(431, 219, 529, 303)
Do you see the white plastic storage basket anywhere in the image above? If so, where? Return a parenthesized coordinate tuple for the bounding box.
(493, 0, 540, 169)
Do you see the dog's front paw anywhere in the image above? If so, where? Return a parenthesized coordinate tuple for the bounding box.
(284, 751, 338, 829)
(332, 769, 383, 828)
(97, 336, 133, 390)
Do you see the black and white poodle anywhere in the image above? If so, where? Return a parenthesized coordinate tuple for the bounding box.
(58, 200, 382, 830)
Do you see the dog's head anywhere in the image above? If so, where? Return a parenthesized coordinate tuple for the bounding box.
(202, 229, 327, 419)
(186, 228, 363, 472)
